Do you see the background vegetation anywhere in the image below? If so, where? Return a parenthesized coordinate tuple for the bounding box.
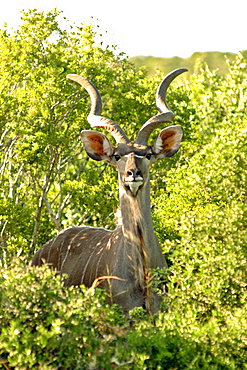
(0, 9, 246, 369)
(131, 50, 247, 76)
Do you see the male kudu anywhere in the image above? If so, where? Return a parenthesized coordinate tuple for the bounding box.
(32, 68, 188, 315)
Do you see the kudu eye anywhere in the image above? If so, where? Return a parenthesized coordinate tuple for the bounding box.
(146, 153, 152, 160)
(114, 154, 121, 161)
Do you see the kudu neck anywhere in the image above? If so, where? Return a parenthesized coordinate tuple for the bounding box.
(118, 177, 155, 239)
(118, 172, 165, 274)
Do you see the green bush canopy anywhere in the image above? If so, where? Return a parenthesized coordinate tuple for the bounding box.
(0, 9, 246, 369)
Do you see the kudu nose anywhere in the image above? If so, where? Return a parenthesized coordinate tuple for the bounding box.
(124, 167, 144, 196)
(127, 169, 142, 179)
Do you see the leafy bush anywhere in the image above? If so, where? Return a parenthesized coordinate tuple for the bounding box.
(151, 55, 247, 368)
(0, 9, 155, 263)
(1, 263, 246, 369)
(0, 263, 126, 369)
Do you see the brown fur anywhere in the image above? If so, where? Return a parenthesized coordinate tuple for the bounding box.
(32, 69, 187, 315)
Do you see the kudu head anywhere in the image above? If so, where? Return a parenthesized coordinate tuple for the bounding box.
(67, 69, 187, 197)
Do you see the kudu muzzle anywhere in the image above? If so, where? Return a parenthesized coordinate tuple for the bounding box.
(123, 153, 144, 196)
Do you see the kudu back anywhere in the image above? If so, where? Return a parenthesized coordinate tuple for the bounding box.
(32, 68, 188, 315)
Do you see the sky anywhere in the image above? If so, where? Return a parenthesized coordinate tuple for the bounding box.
(0, 0, 246, 58)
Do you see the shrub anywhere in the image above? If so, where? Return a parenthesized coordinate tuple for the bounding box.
(0, 263, 126, 369)
(1, 262, 246, 369)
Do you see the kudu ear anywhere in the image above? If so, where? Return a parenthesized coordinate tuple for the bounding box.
(151, 125, 183, 159)
(81, 130, 115, 161)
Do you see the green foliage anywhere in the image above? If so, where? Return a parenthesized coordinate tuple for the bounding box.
(0, 263, 127, 369)
(130, 50, 247, 76)
(0, 9, 155, 263)
(151, 54, 247, 368)
(1, 263, 246, 370)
